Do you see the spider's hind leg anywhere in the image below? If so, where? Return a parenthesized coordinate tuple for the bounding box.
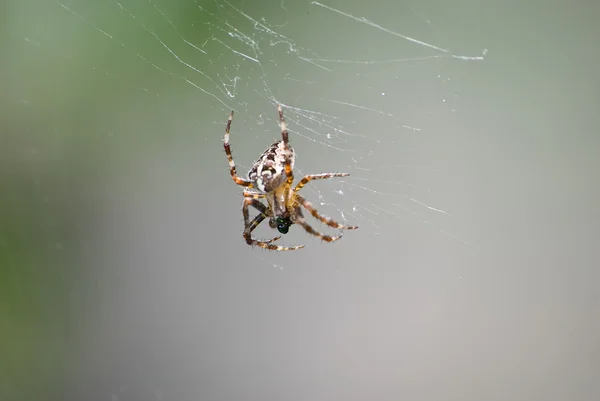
(224, 110, 254, 188)
(277, 104, 294, 186)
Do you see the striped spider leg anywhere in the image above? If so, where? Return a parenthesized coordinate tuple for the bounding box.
(242, 191, 304, 251)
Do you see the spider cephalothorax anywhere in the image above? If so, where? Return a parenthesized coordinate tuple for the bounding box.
(223, 104, 358, 251)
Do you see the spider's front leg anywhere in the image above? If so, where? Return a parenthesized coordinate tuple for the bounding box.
(243, 193, 279, 244)
(292, 207, 345, 243)
(224, 110, 254, 188)
(296, 194, 358, 230)
(242, 196, 280, 243)
(246, 213, 280, 244)
(242, 197, 304, 251)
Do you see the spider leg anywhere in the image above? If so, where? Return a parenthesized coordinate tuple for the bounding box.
(246, 213, 280, 244)
(294, 173, 350, 193)
(294, 207, 344, 243)
(224, 110, 254, 188)
(243, 198, 304, 251)
(243, 192, 274, 240)
(296, 194, 358, 230)
(277, 104, 294, 186)
(243, 197, 279, 242)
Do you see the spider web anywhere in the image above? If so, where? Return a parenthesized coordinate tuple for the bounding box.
(3, 0, 491, 398)
(8, 2, 600, 400)
(7, 0, 484, 269)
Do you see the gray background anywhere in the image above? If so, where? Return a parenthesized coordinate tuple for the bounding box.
(2, 0, 599, 400)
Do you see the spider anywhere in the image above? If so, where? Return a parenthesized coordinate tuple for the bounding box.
(223, 104, 358, 251)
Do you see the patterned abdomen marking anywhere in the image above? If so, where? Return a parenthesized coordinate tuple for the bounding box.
(248, 141, 295, 192)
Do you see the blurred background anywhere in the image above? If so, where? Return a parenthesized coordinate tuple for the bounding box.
(2, 0, 599, 400)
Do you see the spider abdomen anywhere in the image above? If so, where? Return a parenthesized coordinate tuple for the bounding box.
(248, 140, 295, 193)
